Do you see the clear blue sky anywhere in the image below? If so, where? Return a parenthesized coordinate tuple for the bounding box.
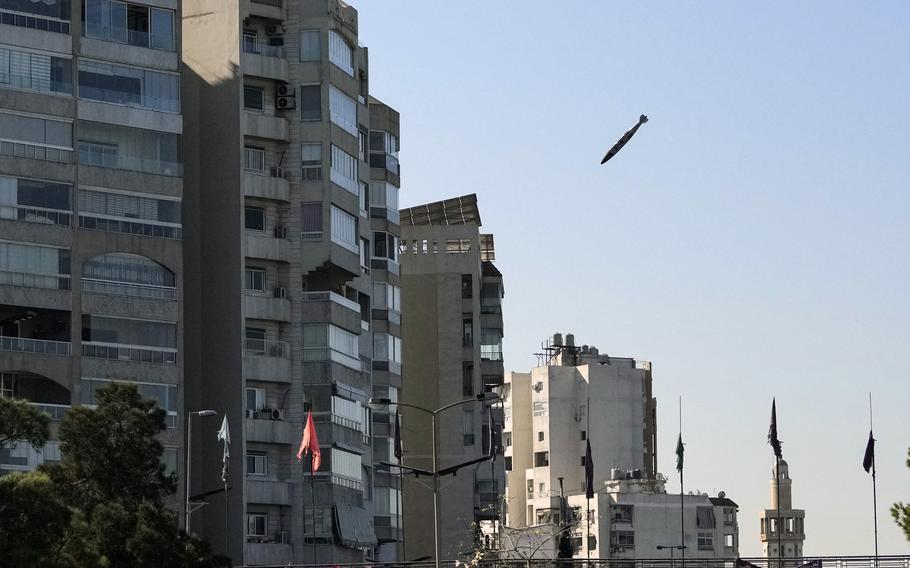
(355, 1, 910, 556)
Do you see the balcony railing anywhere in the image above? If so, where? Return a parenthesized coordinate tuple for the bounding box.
(0, 10, 70, 34)
(85, 26, 176, 51)
(301, 347, 360, 371)
(242, 37, 286, 58)
(223, 557, 910, 568)
(78, 144, 182, 177)
(1, 205, 71, 226)
(0, 336, 71, 356)
(0, 271, 71, 290)
(82, 278, 177, 301)
(244, 338, 290, 358)
(0, 140, 72, 163)
(79, 215, 182, 240)
(28, 403, 70, 421)
(300, 291, 360, 313)
(82, 342, 176, 364)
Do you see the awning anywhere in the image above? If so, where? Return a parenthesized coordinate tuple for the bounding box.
(334, 502, 378, 547)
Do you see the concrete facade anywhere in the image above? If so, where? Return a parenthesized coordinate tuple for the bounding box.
(399, 194, 506, 561)
(182, 0, 403, 564)
(0, 0, 186, 518)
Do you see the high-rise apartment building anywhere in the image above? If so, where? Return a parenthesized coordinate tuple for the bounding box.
(0, 0, 185, 504)
(399, 194, 506, 561)
(182, 0, 401, 564)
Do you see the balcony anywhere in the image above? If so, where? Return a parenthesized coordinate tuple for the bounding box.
(245, 543, 291, 566)
(244, 112, 289, 142)
(248, 0, 283, 20)
(0, 305, 71, 356)
(244, 171, 290, 202)
(243, 294, 291, 322)
(82, 278, 177, 301)
(82, 343, 176, 364)
(300, 291, 361, 333)
(240, 39, 288, 81)
(243, 338, 291, 383)
(1, 205, 71, 227)
(314, 413, 369, 451)
(246, 478, 291, 505)
(245, 232, 289, 262)
(245, 417, 295, 445)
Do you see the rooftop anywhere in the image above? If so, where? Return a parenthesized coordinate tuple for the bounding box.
(400, 193, 481, 227)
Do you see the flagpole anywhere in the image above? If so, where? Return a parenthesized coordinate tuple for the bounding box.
(586, 388, 591, 564)
(775, 453, 782, 568)
(870, 393, 879, 566)
(311, 451, 317, 567)
(679, 397, 685, 568)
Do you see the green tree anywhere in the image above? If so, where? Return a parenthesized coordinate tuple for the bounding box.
(892, 447, 910, 542)
(0, 471, 71, 567)
(0, 395, 50, 448)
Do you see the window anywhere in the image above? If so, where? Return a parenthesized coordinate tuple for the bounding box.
(244, 206, 265, 231)
(462, 317, 473, 347)
(724, 507, 736, 525)
(329, 85, 357, 136)
(610, 530, 634, 549)
(372, 232, 399, 262)
(243, 146, 265, 173)
(78, 189, 181, 239)
(301, 202, 322, 240)
(331, 447, 361, 481)
(84, 0, 176, 51)
(358, 129, 368, 160)
(534, 451, 549, 467)
(328, 30, 353, 76)
(0, 46, 72, 95)
(246, 387, 265, 412)
(696, 506, 716, 529)
(302, 324, 359, 370)
(0, 176, 71, 225)
(301, 143, 322, 181)
(480, 328, 503, 361)
(329, 144, 358, 195)
(481, 281, 502, 314)
(243, 85, 264, 111)
(300, 30, 320, 61)
(246, 452, 268, 476)
(581, 455, 586, 466)
(372, 282, 401, 312)
(0, 373, 16, 398)
(331, 396, 363, 431)
(359, 237, 369, 270)
(504, 456, 512, 471)
(0, 111, 73, 163)
(300, 84, 321, 121)
(78, 60, 180, 112)
(82, 253, 176, 299)
(581, 430, 587, 441)
(462, 362, 474, 396)
(724, 534, 734, 549)
(359, 182, 368, 216)
(698, 531, 714, 550)
(330, 205, 357, 252)
(373, 333, 402, 364)
(0, 241, 70, 290)
(245, 328, 266, 354)
(81, 378, 177, 427)
(369, 181, 399, 210)
(538, 431, 545, 442)
(463, 409, 475, 445)
(78, 121, 179, 175)
(81, 315, 177, 353)
(245, 267, 265, 292)
(461, 274, 473, 298)
(247, 513, 267, 538)
(611, 504, 633, 523)
(0, 0, 71, 22)
(532, 401, 548, 416)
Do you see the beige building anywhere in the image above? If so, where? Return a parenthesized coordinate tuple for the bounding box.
(181, 0, 402, 564)
(399, 194, 506, 561)
(0, 0, 185, 509)
(760, 460, 806, 560)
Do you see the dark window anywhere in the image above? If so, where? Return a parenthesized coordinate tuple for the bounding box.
(244, 206, 265, 231)
(504, 456, 512, 471)
(300, 85, 321, 121)
(462, 362, 474, 396)
(534, 451, 549, 467)
(462, 317, 473, 347)
(244, 86, 264, 110)
(538, 431, 544, 442)
(581, 455, 586, 466)
(16, 178, 71, 210)
(461, 274, 472, 298)
(301, 203, 322, 234)
(581, 430, 587, 441)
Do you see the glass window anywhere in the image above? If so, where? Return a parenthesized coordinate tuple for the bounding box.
(300, 30, 320, 61)
(150, 7, 175, 51)
(328, 31, 353, 76)
(81, 378, 177, 427)
(300, 84, 321, 121)
(78, 60, 180, 112)
(301, 202, 322, 236)
(480, 328, 503, 361)
(78, 189, 181, 239)
(1, 0, 71, 20)
(247, 513, 267, 537)
(331, 448, 361, 480)
(83, 0, 175, 51)
(82, 252, 174, 288)
(330, 205, 357, 252)
(244, 206, 265, 231)
(461, 274, 473, 298)
(243, 85, 264, 110)
(243, 146, 265, 172)
(0, 241, 70, 290)
(81, 315, 176, 348)
(0, 112, 73, 162)
(329, 85, 357, 136)
(246, 452, 267, 476)
(462, 362, 474, 396)
(301, 143, 322, 181)
(0, 46, 73, 95)
(245, 387, 265, 412)
(463, 409, 475, 445)
(329, 144, 358, 195)
(244, 267, 265, 291)
(78, 121, 179, 176)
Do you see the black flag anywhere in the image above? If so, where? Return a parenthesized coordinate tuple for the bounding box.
(584, 439, 594, 499)
(394, 410, 403, 462)
(768, 398, 783, 459)
(600, 114, 649, 165)
(863, 430, 875, 473)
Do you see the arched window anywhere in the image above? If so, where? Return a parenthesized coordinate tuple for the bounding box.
(82, 253, 176, 300)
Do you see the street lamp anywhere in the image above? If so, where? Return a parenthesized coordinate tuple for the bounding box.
(657, 544, 687, 568)
(185, 409, 217, 533)
(369, 392, 498, 568)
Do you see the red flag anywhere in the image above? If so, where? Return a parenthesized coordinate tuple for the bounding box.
(297, 410, 321, 472)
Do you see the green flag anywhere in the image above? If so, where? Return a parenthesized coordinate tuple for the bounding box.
(675, 433, 684, 472)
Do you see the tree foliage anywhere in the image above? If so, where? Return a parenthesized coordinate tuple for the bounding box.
(0, 395, 50, 448)
(1, 383, 230, 567)
(892, 447, 910, 543)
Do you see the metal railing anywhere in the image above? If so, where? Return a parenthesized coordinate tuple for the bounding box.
(0, 336, 71, 356)
(0, 140, 72, 163)
(28, 403, 70, 421)
(79, 215, 182, 240)
(0, 10, 70, 34)
(0, 270, 70, 290)
(242, 36, 286, 58)
(82, 342, 176, 364)
(82, 278, 177, 300)
(85, 26, 176, 51)
(244, 338, 290, 358)
(78, 145, 182, 177)
(1, 205, 71, 226)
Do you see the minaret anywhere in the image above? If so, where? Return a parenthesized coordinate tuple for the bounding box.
(759, 460, 806, 561)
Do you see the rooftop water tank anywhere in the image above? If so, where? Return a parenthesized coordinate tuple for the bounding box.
(566, 333, 575, 347)
(553, 333, 563, 346)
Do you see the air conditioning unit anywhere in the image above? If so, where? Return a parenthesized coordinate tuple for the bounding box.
(270, 408, 283, 421)
(274, 225, 287, 239)
(276, 95, 296, 110)
(273, 287, 288, 299)
(265, 24, 282, 36)
(270, 166, 284, 178)
(276, 83, 294, 97)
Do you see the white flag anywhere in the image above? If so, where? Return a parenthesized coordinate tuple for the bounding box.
(216, 415, 230, 483)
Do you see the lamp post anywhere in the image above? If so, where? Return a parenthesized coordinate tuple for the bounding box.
(185, 409, 217, 533)
(369, 392, 498, 568)
(657, 544, 687, 568)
